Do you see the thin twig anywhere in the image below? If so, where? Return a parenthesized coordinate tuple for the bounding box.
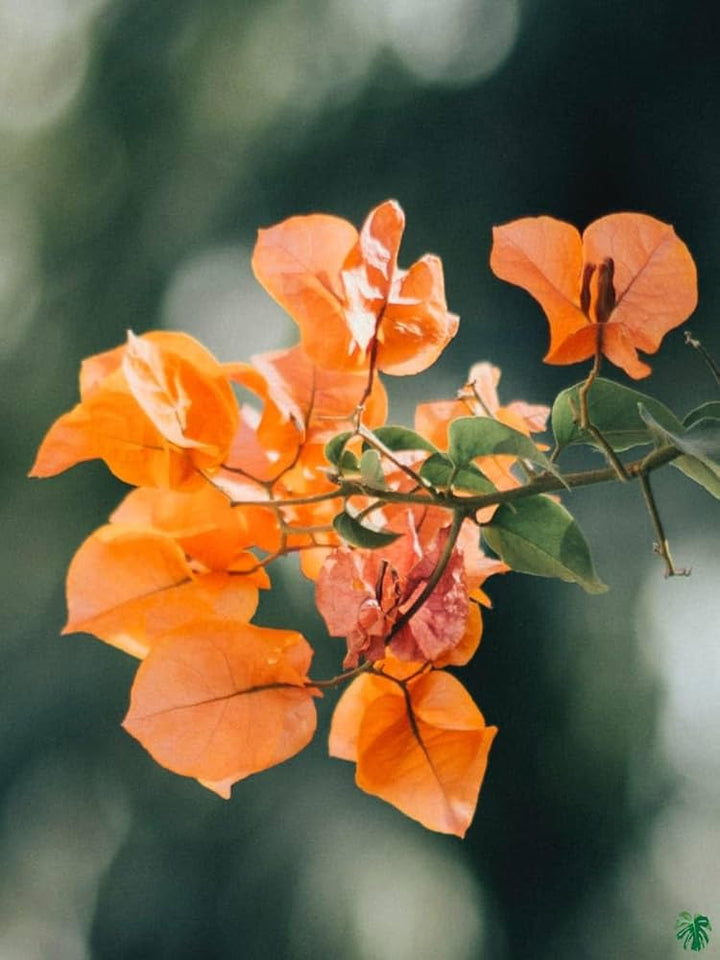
(307, 660, 373, 689)
(638, 471, 689, 577)
(586, 423, 629, 481)
(228, 488, 343, 509)
(685, 330, 720, 389)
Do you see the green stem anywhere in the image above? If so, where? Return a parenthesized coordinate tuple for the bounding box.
(577, 353, 628, 481)
(586, 424, 629, 481)
(638, 471, 689, 577)
(307, 660, 373, 689)
(228, 488, 343, 509)
(223, 444, 681, 513)
(578, 352, 601, 430)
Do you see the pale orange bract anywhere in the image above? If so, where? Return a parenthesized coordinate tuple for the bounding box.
(490, 212, 698, 378)
(220, 343, 387, 487)
(111, 483, 282, 569)
(251, 199, 459, 375)
(124, 620, 319, 796)
(64, 525, 263, 658)
(30, 331, 239, 489)
(329, 666, 497, 837)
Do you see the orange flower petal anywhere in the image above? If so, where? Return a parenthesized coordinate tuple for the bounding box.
(31, 332, 238, 489)
(582, 212, 698, 355)
(252, 201, 457, 376)
(378, 255, 459, 376)
(491, 212, 698, 378)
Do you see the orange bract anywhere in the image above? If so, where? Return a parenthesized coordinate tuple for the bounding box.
(30, 331, 239, 489)
(252, 199, 458, 376)
(64, 525, 262, 658)
(222, 343, 387, 485)
(111, 483, 281, 569)
(124, 620, 318, 796)
(490, 213, 697, 378)
(329, 667, 497, 837)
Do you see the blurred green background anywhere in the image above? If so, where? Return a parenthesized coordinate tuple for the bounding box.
(4, 0, 720, 957)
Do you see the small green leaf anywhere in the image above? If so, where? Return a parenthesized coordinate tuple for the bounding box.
(683, 401, 720, 430)
(339, 450, 359, 472)
(483, 496, 607, 594)
(419, 452, 496, 495)
(365, 426, 438, 454)
(639, 404, 720, 499)
(325, 431, 353, 466)
(332, 511, 401, 549)
(448, 417, 558, 477)
(552, 378, 684, 452)
(676, 419, 720, 464)
(639, 406, 720, 473)
(672, 455, 720, 499)
(359, 449, 386, 488)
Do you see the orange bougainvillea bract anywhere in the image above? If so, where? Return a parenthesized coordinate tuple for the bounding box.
(29, 199, 705, 839)
(123, 620, 318, 796)
(490, 212, 698, 378)
(329, 662, 497, 837)
(30, 331, 239, 489)
(252, 199, 459, 376)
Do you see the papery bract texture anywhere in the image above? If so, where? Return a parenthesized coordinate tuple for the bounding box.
(30, 331, 238, 488)
(110, 483, 281, 570)
(63, 525, 261, 658)
(124, 620, 318, 796)
(490, 213, 697, 378)
(316, 515, 476, 668)
(252, 200, 458, 376)
(329, 665, 497, 837)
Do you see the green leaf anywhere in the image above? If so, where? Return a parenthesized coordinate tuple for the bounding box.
(448, 416, 558, 477)
(639, 406, 720, 471)
(332, 511, 401, 549)
(639, 404, 720, 499)
(683, 401, 720, 429)
(325, 431, 353, 466)
(552, 378, 684, 452)
(419, 452, 496, 495)
(359, 449, 386, 488)
(365, 425, 438, 454)
(673, 455, 720, 499)
(483, 496, 607, 594)
(339, 450, 360, 472)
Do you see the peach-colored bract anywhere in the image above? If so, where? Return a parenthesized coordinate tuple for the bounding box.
(329, 662, 497, 837)
(252, 199, 459, 375)
(30, 331, 239, 489)
(124, 620, 318, 796)
(490, 213, 697, 378)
